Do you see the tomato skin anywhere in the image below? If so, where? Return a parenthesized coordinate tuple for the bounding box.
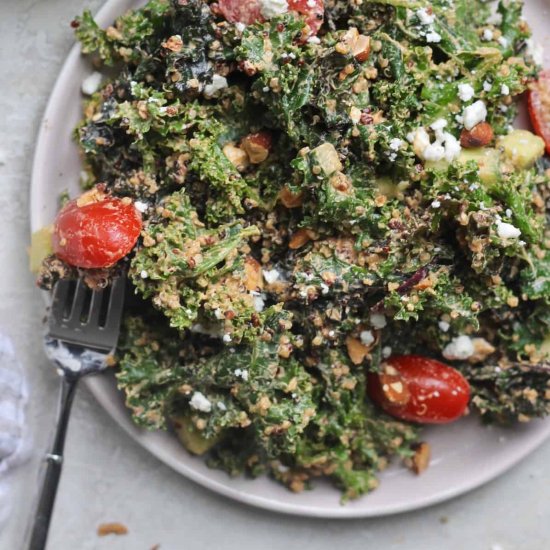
(218, 0, 264, 25)
(217, 0, 324, 35)
(288, 0, 324, 35)
(367, 355, 470, 424)
(52, 196, 142, 269)
(528, 69, 550, 155)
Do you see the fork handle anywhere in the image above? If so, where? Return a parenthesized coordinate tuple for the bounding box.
(27, 376, 79, 550)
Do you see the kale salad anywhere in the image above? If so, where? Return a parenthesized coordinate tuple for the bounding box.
(36, 0, 550, 500)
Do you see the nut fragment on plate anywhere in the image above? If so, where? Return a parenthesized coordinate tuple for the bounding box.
(337, 27, 371, 62)
(241, 131, 272, 164)
(97, 522, 129, 537)
(346, 336, 371, 365)
(410, 442, 431, 475)
(460, 122, 494, 148)
(289, 228, 312, 249)
(279, 186, 304, 208)
(222, 143, 250, 171)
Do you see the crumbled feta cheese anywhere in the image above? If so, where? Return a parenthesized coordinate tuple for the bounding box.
(235, 22, 247, 33)
(416, 8, 435, 25)
(443, 132, 461, 162)
(389, 138, 403, 151)
(134, 200, 149, 213)
(360, 330, 375, 346)
(438, 320, 450, 332)
(426, 31, 442, 43)
(259, 0, 288, 19)
(223, 334, 232, 343)
(526, 38, 545, 66)
(140, 270, 149, 279)
(431, 200, 441, 208)
(263, 269, 280, 284)
(306, 0, 316, 7)
(483, 80, 492, 92)
(443, 335, 475, 360)
(505, 208, 513, 218)
(422, 142, 446, 162)
(382, 346, 392, 359)
(234, 368, 249, 381)
(463, 100, 487, 130)
(253, 294, 266, 312)
(486, 12, 503, 26)
(190, 392, 212, 413)
(482, 29, 494, 41)
(217, 401, 227, 411)
(458, 83, 475, 102)
(214, 308, 225, 320)
(497, 36, 508, 48)
(320, 283, 330, 295)
(500, 84, 510, 96)
(308, 36, 321, 44)
(430, 118, 448, 132)
(204, 74, 228, 97)
(496, 221, 521, 239)
(81, 71, 103, 96)
(370, 312, 387, 329)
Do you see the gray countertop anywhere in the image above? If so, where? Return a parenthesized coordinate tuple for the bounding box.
(1, 1, 549, 549)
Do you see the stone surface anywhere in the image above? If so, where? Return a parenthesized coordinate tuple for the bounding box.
(0, 1, 549, 549)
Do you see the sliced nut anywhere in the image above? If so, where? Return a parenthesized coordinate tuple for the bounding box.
(161, 35, 183, 52)
(337, 28, 371, 63)
(241, 131, 272, 164)
(378, 372, 411, 405)
(346, 336, 370, 365)
(460, 122, 494, 148)
(222, 143, 250, 172)
(244, 257, 263, 291)
(279, 186, 304, 208)
(468, 337, 496, 363)
(289, 228, 312, 250)
(97, 523, 129, 537)
(76, 188, 107, 207)
(411, 442, 431, 475)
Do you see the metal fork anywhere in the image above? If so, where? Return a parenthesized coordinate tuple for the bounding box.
(27, 276, 126, 550)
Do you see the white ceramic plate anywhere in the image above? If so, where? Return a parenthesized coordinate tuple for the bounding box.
(31, 0, 550, 518)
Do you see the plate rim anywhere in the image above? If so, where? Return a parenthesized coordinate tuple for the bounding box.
(30, 0, 550, 519)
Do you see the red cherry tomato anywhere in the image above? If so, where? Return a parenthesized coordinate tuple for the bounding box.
(528, 69, 550, 155)
(218, 0, 264, 25)
(218, 0, 324, 35)
(288, 0, 324, 35)
(52, 195, 142, 269)
(367, 355, 470, 424)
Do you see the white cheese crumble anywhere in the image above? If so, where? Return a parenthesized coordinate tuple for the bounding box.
(500, 84, 510, 96)
(389, 138, 403, 151)
(431, 200, 441, 208)
(382, 346, 392, 359)
(408, 126, 461, 163)
(483, 80, 492, 92)
(482, 29, 494, 41)
(443, 335, 475, 360)
(263, 269, 280, 284)
(140, 270, 149, 279)
(189, 392, 212, 413)
(234, 368, 249, 381)
(370, 312, 387, 329)
(134, 200, 149, 213)
(217, 401, 227, 411)
(360, 330, 375, 346)
(496, 221, 521, 239)
(204, 74, 228, 97)
(430, 118, 447, 132)
(498, 36, 509, 48)
(260, 0, 288, 19)
(463, 100, 487, 130)
(438, 320, 450, 332)
(416, 8, 435, 25)
(486, 12, 503, 26)
(81, 71, 103, 96)
(253, 294, 266, 312)
(235, 22, 247, 33)
(526, 38, 545, 66)
(308, 36, 321, 44)
(458, 83, 475, 102)
(426, 31, 442, 43)
(223, 334, 232, 343)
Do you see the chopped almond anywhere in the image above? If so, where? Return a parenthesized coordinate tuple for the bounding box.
(289, 229, 312, 249)
(411, 442, 431, 475)
(279, 186, 304, 208)
(346, 336, 369, 365)
(460, 122, 494, 148)
(241, 131, 272, 164)
(338, 28, 371, 62)
(244, 256, 263, 291)
(222, 143, 250, 172)
(97, 523, 128, 537)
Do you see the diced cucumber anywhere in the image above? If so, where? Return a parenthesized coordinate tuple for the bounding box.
(29, 226, 53, 273)
(458, 148, 501, 184)
(172, 415, 220, 455)
(498, 129, 545, 170)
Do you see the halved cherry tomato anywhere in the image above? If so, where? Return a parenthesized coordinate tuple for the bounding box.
(528, 69, 550, 155)
(367, 355, 470, 424)
(217, 0, 324, 35)
(52, 193, 142, 269)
